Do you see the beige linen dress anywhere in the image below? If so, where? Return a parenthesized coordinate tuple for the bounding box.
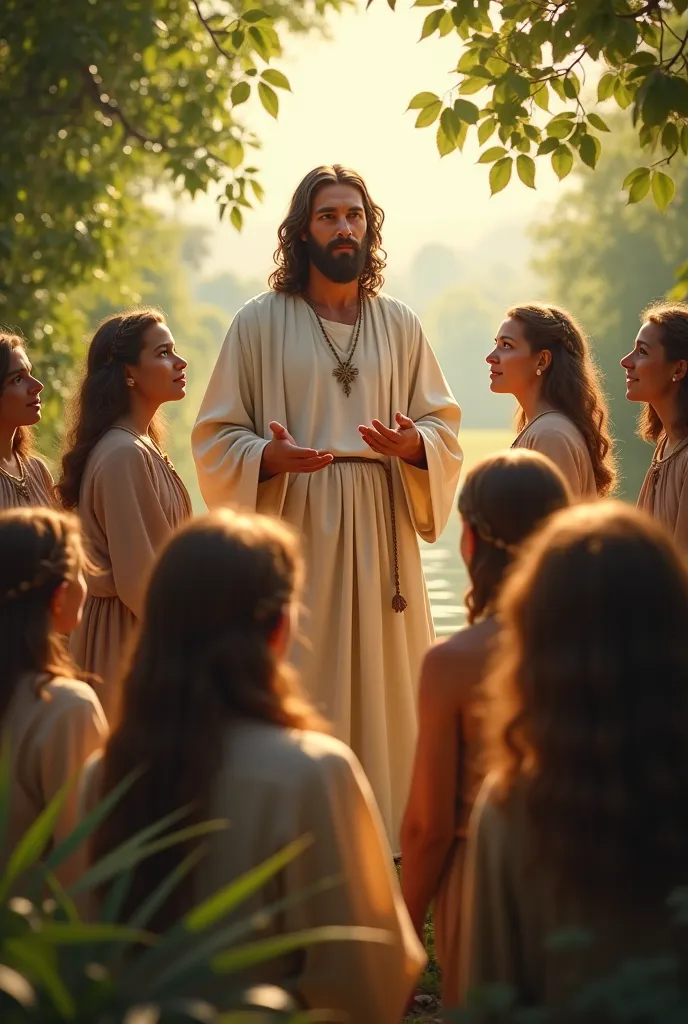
(0, 454, 55, 509)
(81, 719, 425, 1023)
(70, 427, 192, 719)
(512, 411, 596, 500)
(637, 436, 688, 550)
(192, 290, 462, 846)
(2, 674, 107, 887)
(460, 776, 688, 1013)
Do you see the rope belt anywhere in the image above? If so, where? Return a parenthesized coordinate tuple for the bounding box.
(331, 457, 407, 613)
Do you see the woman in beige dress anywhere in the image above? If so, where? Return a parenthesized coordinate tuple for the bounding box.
(621, 302, 688, 548)
(461, 502, 688, 1014)
(486, 304, 615, 500)
(0, 331, 54, 508)
(57, 308, 192, 720)
(0, 507, 107, 887)
(82, 509, 425, 1022)
(401, 449, 571, 1007)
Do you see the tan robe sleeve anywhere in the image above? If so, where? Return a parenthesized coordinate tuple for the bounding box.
(525, 427, 585, 500)
(191, 308, 288, 515)
(33, 458, 56, 504)
(284, 742, 426, 1023)
(37, 693, 108, 887)
(460, 777, 529, 1008)
(397, 315, 463, 542)
(92, 444, 176, 618)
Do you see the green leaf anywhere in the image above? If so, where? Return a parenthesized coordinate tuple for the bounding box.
(597, 72, 616, 102)
(440, 106, 461, 142)
(4, 937, 73, 1018)
(614, 78, 633, 110)
(662, 122, 679, 153)
(39, 921, 155, 946)
(258, 82, 279, 118)
(681, 125, 688, 155)
(0, 781, 72, 902)
(627, 168, 651, 203)
(453, 98, 480, 124)
(231, 81, 251, 106)
(226, 139, 244, 171)
(489, 157, 512, 195)
(242, 8, 268, 22)
(212, 925, 389, 974)
(546, 117, 574, 140)
(261, 69, 291, 91)
(477, 146, 508, 164)
(537, 137, 559, 156)
(622, 166, 650, 190)
(407, 91, 440, 110)
(478, 118, 496, 145)
(413, 0, 442, 5)
(551, 145, 573, 181)
(186, 835, 312, 933)
(420, 9, 443, 39)
(437, 123, 456, 157)
(250, 179, 265, 203)
(579, 134, 601, 169)
(532, 84, 549, 112)
(516, 154, 535, 189)
(641, 72, 673, 127)
(459, 76, 487, 95)
(652, 170, 675, 213)
(587, 112, 610, 132)
(415, 101, 442, 127)
(128, 846, 207, 930)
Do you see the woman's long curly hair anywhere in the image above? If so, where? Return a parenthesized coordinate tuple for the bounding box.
(0, 331, 35, 459)
(0, 507, 86, 724)
(268, 164, 386, 297)
(638, 301, 688, 442)
(90, 509, 327, 930)
(458, 450, 571, 625)
(510, 303, 616, 497)
(57, 308, 165, 510)
(485, 501, 688, 902)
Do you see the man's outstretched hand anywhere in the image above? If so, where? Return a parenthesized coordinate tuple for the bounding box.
(358, 413, 426, 467)
(260, 421, 334, 481)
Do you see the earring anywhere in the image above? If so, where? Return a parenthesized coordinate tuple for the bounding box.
(673, 375, 679, 383)
(126, 379, 135, 387)
(536, 368, 542, 376)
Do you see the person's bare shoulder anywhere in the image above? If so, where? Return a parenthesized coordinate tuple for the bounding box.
(420, 617, 500, 711)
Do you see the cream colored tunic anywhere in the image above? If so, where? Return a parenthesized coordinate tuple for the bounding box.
(0, 454, 54, 509)
(70, 428, 192, 719)
(82, 719, 425, 1022)
(192, 290, 463, 846)
(2, 674, 107, 888)
(637, 436, 688, 550)
(512, 411, 595, 500)
(461, 776, 688, 1012)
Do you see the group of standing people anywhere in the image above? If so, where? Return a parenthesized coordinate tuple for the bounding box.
(2, 163, 688, 1020)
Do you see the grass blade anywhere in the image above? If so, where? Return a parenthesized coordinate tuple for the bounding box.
(45, 871, 79, 923)
(0, 781, 72, 902)
(212, 926, 390, 973)
(39, 921, 155, 946)
(4, 936, 74, 1019)
(128, 843, 208, 930)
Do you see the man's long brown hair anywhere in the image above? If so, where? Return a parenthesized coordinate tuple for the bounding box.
(485, 502, 688, 902)
(269, 164, 386, 297)
(90, 509, 327, 929)
(0, 507, 86, 724)
(458, 450, 571, 624)
(510, 303, 616, 496)
(638, 301, 688, 442)
(0, 332, 35, 459)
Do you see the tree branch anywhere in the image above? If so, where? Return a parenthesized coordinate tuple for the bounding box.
(618, 0, 661, 19)
(191, 0, 237, 60)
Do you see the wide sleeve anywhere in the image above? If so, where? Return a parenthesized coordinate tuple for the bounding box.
(191, 308, 288, 515)
(397, 315, 463, 543)
(459, 778, 526, 1009)
(92, 445, 175, 618)
(283, 742, 426, 1024)
(670, 462, 688, 551)
(38, 692, 108, 887)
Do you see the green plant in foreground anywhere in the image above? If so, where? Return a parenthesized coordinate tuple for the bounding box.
(0, 743, 385, 1022)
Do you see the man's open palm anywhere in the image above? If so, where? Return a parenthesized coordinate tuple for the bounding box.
(260, 421, 334, 480)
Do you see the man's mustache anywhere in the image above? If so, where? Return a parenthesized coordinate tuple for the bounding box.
(327, 238, 361, 255)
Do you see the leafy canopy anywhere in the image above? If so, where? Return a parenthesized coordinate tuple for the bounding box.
(0, 0, 347, 339)
(375, 0, 688, 209)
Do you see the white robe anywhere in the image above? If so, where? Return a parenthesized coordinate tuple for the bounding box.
(192, 290, 462, 845)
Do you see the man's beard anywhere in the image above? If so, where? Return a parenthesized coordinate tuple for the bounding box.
(306, 234, 367, 284)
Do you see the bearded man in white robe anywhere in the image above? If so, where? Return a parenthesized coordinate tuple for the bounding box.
(192, 164, 462, 846)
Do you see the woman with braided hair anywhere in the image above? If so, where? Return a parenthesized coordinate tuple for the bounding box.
(0, 331, 54, 509)
(486, 303, 616, 499)
(622, 302, 688, 549)
(0, 507, 107, 886)
(400, 449, 571, 1006)
(57, 309, 191, 720)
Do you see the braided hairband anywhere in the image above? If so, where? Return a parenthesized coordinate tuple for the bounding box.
(106, 320, 128, 365)
(2, 556, 70, 602)
(466, 512, 520, 556)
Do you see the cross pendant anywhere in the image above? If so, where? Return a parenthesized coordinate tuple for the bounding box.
(333, 362, 359, 397)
